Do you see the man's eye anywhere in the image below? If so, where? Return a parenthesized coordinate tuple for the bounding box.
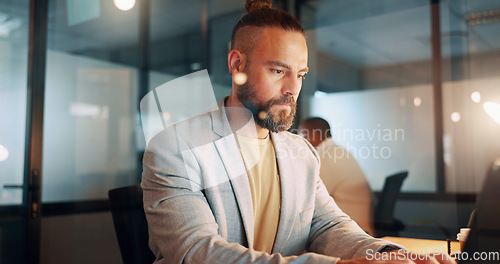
(299, 72, 308, 80)
(272, 69, 284, 75)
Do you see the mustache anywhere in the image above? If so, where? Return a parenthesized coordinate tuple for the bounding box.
(267, 95, 296, 107)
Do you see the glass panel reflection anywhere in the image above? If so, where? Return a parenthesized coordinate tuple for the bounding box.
(302, 0, 435, 192)
(42, 0, 141, 202)
(0, 0, 29, 205)
(441, 0, 500, 193)
(0, 1, 30, 263)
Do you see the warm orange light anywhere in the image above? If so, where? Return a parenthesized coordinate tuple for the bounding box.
(162, 112, 171, 121)
(451, 112, 461, 123)
(233, 72, 248, 85)
(413, 97, 422, 107)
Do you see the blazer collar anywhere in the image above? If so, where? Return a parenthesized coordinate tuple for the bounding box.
(211, 98, 255, 247)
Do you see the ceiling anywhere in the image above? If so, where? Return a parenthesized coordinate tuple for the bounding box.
(309, 0, 500, 67)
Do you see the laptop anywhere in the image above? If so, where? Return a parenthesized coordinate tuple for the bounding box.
(460, 158, 500, 263)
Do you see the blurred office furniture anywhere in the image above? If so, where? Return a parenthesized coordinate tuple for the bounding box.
(108, 185, 155, 264)
(374, 171, 408, 237)
(461, 158, 500, 262)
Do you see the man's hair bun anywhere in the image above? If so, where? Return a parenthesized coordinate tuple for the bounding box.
(245, 0, 272, 13)
(231, 0, 304, 50)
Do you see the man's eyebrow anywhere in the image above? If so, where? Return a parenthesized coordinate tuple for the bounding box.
(268, 61, 309, 72)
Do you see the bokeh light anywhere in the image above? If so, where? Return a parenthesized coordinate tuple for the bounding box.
(413, 97, 422, 107)
(0, 145, 9, 162)
(484, 102, 500, 124)
(233, 72, 248, 85)
(114, 0, 135, 11)
(451, 112, 461, 123)
(471, 91, 481, 103)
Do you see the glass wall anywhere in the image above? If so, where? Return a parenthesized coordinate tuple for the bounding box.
(301, 0, 436, 192)
(0, 0, 30, 263)
(301, 0, 500, 193)
(440, 0, 500, 193)
(41, 1, 142, 263)
(0, 0, 29, 205)
(300, 0, 500, 239)
(42, 0, 140, 202)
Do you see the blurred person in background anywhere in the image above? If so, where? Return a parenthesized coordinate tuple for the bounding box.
(299, 117, 375, 236)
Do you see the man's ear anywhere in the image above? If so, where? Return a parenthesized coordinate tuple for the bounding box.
(228, 49, 246, 74)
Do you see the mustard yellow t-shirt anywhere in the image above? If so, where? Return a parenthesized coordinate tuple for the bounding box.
(236, 133, 281, 254)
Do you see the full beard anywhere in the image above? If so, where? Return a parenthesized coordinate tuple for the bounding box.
(237, 82, 297, 133)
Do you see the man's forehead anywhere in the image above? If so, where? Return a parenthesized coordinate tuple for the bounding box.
(249, 28, 308, 67)
(256, 27, 306, 44)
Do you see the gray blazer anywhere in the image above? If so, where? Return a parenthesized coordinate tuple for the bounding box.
(142, 99, 399, 264)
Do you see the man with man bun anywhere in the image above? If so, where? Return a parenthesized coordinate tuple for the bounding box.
(141, 1, 455, 263)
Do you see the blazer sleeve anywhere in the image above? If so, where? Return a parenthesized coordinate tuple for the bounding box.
(142, 127, 343, 264)
(304, 148, 403, 258)
(286, 136, 403, 259)
(306, 177, 399, 259)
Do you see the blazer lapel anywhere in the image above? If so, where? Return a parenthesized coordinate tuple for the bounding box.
(211, 100, 254, 248)
(270, 133, 297, 253)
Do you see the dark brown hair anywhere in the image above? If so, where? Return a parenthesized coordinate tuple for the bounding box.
(301, 117, 332, 138)
(231, 0, 304, 51)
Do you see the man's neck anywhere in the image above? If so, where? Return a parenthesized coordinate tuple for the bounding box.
(226, 94, 269, 139)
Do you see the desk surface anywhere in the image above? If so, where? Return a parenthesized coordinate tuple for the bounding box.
(382, 236, 451, 254)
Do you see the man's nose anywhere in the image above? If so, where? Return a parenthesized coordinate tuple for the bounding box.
(282, 75, 302, 96)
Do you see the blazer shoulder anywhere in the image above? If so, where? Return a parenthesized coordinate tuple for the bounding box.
(148, 109, 218, 144)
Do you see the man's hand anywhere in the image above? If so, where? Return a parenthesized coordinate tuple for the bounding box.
(337, 251, 456, 264)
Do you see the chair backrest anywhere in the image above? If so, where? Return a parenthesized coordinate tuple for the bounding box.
(108, 185, 155, 264)
(374, 171, 408, 227)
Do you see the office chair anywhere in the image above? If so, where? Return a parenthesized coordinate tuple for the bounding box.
(108, 185, 155, 264)
(374, 171, 408, 237)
